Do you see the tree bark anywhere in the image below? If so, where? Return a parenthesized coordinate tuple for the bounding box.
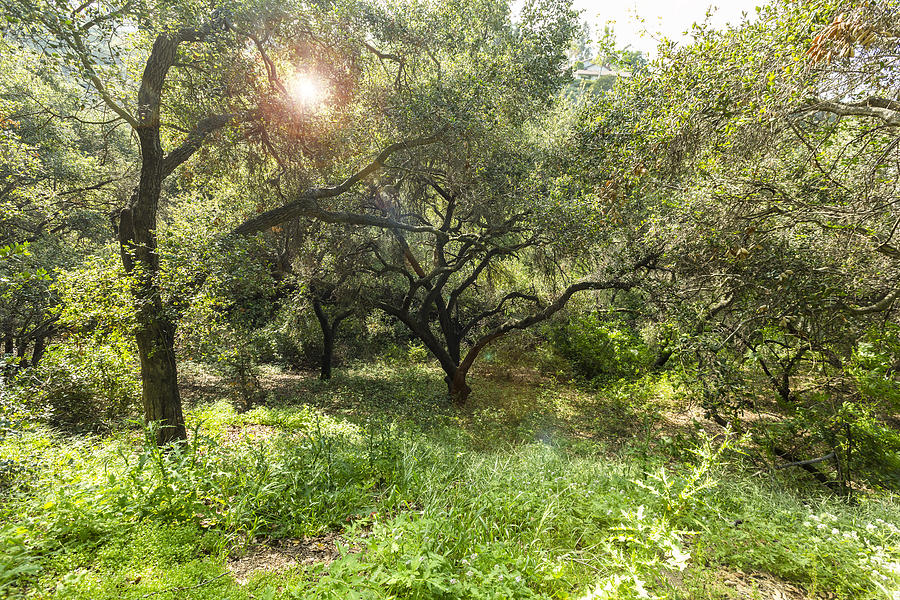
(133, 313, 185, 443)
(320, 328, 334, 380)
(31, 332, 47, 367)
(313, 299, 335, 380)
(15, 339, 27, 366)
(1, 333, 13, 379)
(119, 125, 187, 444)
(312, 298, 352, 381)
(446, 369, 472, 404)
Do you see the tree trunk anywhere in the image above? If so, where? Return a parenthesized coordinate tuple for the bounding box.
(313, 298, 335, 380)
(1, 333, 12, 380)
(445, 332, 501, 406)
(134, 315, 185, 443)
(446, 368, 472, 405)
(408, 319, 471, 405)
(652, 348, 673, 369)
(119, 129, 186, 445)
(31, 333, 47, 367)
(64, 24, 231, 444)
(320, 327, 334, 380)
(15, 339, 27, 366)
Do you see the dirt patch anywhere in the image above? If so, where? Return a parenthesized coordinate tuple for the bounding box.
(223, 424, 278, 445)
(715, 567, 829, 599)
(179, 363, 226, 405)
(228, 546, 299, 585)
(227, 532, 358, 584)
(662, 565, 833, 599)
(259, 369, 314, 402)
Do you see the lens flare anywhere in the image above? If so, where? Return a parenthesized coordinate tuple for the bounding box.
(287, 72, 327, 108)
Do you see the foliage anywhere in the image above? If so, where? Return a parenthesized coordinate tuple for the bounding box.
(549, 312, 651, 381)
(12, 342, 139, 428)
(2, 250, 140, 428)
(557, 0, 900, 490)
(0, 366, 898, 599)
(0, 36, 126, 382)
(0, 1, 899, 598)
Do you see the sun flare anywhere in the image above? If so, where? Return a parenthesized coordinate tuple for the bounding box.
(287, 72, 327, 108)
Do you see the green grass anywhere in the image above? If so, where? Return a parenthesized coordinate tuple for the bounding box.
(2, 362, 899, 599)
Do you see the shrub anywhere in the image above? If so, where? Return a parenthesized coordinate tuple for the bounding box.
(549, 312, 650, 381)
(9, 340, 139, 429)
(7, 249, 143, 429)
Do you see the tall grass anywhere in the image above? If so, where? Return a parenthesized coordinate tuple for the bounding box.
(1, 377, 899, 599)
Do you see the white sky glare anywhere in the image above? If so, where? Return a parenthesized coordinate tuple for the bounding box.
(573, 0, 769, 56)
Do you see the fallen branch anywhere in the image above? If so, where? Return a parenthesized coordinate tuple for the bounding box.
(774, 451, 836, 470)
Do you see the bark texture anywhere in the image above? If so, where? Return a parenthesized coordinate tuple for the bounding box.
(312, 299, 352, 381)
(110, 26, 230, 444)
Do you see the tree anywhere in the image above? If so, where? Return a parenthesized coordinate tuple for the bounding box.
(360, 182, 658, 403)
(588, 0, 900, 489)
(4, 0, 273, 442)
(0, 36, 127, 376)
(283, 222, 366, 380)
(231, 0, 666, 402)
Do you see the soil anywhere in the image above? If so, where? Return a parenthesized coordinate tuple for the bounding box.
(715, 567, 833, 599)
(226, 531, 360, 585)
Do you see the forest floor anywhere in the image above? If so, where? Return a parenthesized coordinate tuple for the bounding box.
(2, 360, 899, 599)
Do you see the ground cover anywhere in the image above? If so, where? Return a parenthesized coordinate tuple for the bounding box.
(1, 362, 898, 599)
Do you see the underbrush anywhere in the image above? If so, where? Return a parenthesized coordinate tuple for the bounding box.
(1, 370, 898, 599)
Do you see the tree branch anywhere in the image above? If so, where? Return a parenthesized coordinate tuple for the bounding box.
(68, 28, 138, 128)
(774, 451, 835, 470)
(461, 291, 541, 338)
(802, 98, 900, 127)
(843, 288, 899, 315)
(454, 252, 660, 376)
(161, 113, 236, 178)
(234, 132, 445, 235)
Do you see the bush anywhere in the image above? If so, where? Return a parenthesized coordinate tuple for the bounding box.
(216, 337, 265, 411)
(3, 248, 143, 429)
(747, 327, 900, 493)
(10, 341, 140, 429)
(549, 312, 650, 381)
(253, 323, 305, 368)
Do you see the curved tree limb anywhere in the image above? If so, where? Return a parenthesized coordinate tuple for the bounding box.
(455, 252, 661, 376)
(233, 131, 445, 235)
(161, 113, 238, 178)
(843, 288, 899, 315)
(800, 98, 900, 127)
(67, 27, 138, 128)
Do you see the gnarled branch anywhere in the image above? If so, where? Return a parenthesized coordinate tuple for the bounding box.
(801, 98, 900, 127)
(234, 131, 444, 235)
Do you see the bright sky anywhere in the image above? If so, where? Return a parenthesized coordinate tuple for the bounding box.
(575, 0, 769, 56)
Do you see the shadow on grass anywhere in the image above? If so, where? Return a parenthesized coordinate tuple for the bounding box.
(257, 362, 453, 425)
(179, 360, 697, 454)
